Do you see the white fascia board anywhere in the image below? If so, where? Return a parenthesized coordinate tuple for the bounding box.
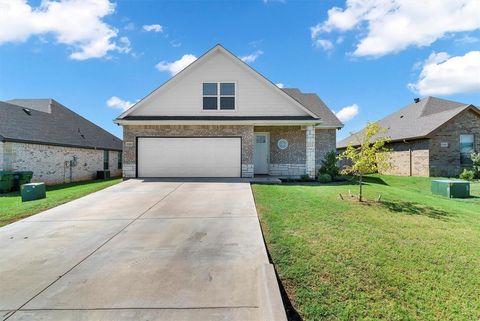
(315, 124, 344, 129)
(115, 119, 323, 126)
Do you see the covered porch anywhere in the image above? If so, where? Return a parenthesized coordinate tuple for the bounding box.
(252, 125, 317, 179)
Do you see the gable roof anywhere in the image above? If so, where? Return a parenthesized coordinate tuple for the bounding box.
(116, 44, 320, 121)
(1, 99, 122, 151)
(282, 88, 343, 128)
(337, 96, 479, 148)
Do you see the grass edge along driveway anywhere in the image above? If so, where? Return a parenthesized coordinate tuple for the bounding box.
(0, 178, 122, 227)
(253, 175, 480, 321)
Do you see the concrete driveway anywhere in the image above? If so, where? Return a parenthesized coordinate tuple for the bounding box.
(0, 179, 286, 321)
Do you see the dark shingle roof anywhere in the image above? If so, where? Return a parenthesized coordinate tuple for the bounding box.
(337, 96, 479, 149)
(282, 88, 343, 128)
(1, 99, 122, 151)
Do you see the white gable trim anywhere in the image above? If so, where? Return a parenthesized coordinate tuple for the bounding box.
(117, 44, 319, 120)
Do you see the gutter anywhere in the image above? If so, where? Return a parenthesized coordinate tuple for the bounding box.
(0, 137, 122, 152)
(114, 119, 324, 126)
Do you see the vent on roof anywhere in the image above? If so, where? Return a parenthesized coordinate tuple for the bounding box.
(414, 98, 420, 103)
(22, 108, 31, 115)
(400, 115, 404, 118)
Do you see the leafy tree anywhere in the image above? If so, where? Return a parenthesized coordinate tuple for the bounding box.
(318, 150, 339, 178)
(471, 152, 480, 178)
(459, 168, 475, 181)
(338, 123, 391, 201)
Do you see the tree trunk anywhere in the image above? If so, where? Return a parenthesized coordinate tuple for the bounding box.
(359, 174, 363, 202)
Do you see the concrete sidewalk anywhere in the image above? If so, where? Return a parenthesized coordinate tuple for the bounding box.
(0, 179, 286, 321)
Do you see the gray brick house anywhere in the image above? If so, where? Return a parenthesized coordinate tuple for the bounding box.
(337, 97, 480, 177)
(0, 99, 122, 185)
(115, 44, 342, 179)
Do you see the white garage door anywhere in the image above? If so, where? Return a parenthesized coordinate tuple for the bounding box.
(137, 137, 241, 178)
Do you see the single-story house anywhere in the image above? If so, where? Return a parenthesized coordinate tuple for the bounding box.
(115, 44, 343, 179)
(337, 97, 480, 177)
(0, 99, 123, 185)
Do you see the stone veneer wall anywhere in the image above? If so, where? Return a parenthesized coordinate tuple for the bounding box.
(0, 141, 121, 185)
(381, 140, 430, 176)
(428, 109, 480, 177)
(122, 125, 254, 178)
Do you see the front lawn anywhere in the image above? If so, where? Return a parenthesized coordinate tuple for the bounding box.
(253, 175, 480, 321)
(0, 178, 122, 227)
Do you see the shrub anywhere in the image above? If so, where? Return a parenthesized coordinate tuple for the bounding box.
(300, 174, 311, 182)
(317, 173, 332, 183)
(319, 151, 339, 178)
(471, 152, 480, 178)
(459, 169, 475, 181)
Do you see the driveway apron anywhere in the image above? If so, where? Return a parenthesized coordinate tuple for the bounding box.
(0, 179, 281, 321)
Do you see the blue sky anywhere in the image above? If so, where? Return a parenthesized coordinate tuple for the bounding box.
(1, 0, 479, 140)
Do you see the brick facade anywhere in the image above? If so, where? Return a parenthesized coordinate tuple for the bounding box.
(381, 140, 430, 176)
(374, 109, 480, 177)
(315, 129, 337, 170)
(254, 126, 335, 178)
(122, 125, 255, 178)
(124, 125, 338, 178)
(429, 110, 480, 177)
(0, 141, 121, 185)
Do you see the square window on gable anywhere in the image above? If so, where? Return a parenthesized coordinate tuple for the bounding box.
(220, 83, 235, 95)
(203, 97, 218, 110)
(203, 82, 236, 110)
(220, 97, 235, 110)
(203, 83, 218, 96)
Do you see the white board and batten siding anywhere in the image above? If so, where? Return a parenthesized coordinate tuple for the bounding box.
(130, 49, 309, 117)
(137, 137, 241, 178)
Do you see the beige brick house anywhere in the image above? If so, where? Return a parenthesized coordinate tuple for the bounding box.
(337, 97, 480, 177)
(115, 45, 342, 179)
(0, 99, 122, 185)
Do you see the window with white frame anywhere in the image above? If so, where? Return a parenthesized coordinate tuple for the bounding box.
(202, 82, 235, 110)
(460, 134, 474, 165)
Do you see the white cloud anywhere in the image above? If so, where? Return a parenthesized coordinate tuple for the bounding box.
(143, 24, 163, 33)
(106, 96, 134, 111)
(311, 0, 480, 57)
(276, 83, 284, 88)
(314, 39, 334, 51)
(335, 104, 359, 122)
(240, 50, 263, 63)
(0, 0, 130, 60)
(155, 54, 197, 76)
(455, 35, 479, 44)
(408, 51, 480, 96)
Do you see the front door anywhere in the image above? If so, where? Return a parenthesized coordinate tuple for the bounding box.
(254, 132, 269, 174)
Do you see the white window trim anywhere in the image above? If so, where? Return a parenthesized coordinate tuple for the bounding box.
(201, 81, 237, 112)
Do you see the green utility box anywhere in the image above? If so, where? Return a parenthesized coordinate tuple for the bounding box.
(431, 180, 470, 198)
(0, 171, 14, 193)
(21, 183, 46, 202)
(13, 171, 33, 191)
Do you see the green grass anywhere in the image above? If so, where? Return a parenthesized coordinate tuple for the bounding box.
(0, 178, 122, 227)
(252, 175, 480, 321)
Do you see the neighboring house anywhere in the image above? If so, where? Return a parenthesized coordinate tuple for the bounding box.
(337, 97, 480, 177)
(115, 44, 342, 179)
(0, 99, 123, 185)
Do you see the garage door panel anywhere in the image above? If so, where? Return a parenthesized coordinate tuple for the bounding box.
(138, 138, 241, 178)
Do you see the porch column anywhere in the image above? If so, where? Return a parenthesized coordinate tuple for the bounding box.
(306, 125, 316, 179)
